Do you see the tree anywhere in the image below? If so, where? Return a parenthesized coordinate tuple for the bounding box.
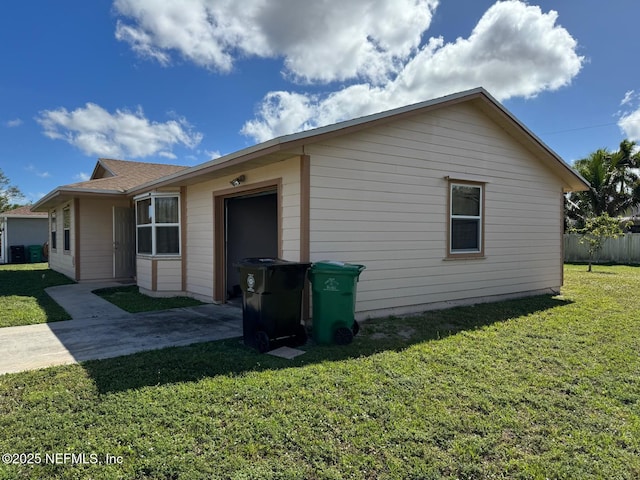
(571, 213, 630, 272)
(566, 140, 640, 228)
(0, 168, 25, 213)
(609, 139, 640, 197)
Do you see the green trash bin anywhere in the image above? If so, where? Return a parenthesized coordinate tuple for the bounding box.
(308, 261, 365, 345)
(28, 245, 42, 263)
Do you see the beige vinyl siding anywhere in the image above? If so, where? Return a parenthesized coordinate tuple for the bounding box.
(78, 198, 131, 281)
(136, 257, 153, 291)
(156, 258, 183, 292)
(137, 257, 183, 297)
(308, 101, 564, 317)
(48, 204, 75, 280)
(185, 156, 301, 302)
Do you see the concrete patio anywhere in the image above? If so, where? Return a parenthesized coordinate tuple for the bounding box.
(0, 282, 242, 375)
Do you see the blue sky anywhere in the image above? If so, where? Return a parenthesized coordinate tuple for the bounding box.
(1, 0, 639, 204)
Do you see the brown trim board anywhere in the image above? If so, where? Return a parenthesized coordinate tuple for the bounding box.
(151, 259, 158, 292)
(560, 189, 565, 287)
(74, 198, 81, 281)
(180, 186, 187, 292)
(300, 154, 311, 321)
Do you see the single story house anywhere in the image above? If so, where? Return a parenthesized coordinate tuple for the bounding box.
(0, 205, 49, 263)
(30, 158, 188, 281)
(32, 88, 589, 320)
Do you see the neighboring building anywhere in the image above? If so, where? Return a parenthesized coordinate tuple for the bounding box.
(623, 205, 640, 233)
(0, 205, 48, 264)
(32, 88, 589, 320)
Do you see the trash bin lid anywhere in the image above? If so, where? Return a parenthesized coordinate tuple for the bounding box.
(237, 257, 287, 265)
(311, 261, 366, 273)
(234, 258, 311, 269)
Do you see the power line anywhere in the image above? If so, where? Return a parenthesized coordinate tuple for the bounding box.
(540, 122, 619, 136)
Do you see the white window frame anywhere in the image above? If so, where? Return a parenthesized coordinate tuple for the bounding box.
(63, 206, 71, 252)
(135, 193, 181, 256)
(50, 211, 57, 251)
(448, 181, 484, 258)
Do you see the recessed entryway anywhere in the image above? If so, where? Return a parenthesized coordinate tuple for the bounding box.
(225, 191, 278, 299)
(214, 180, 281, 303)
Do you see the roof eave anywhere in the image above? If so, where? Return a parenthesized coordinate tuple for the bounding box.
(127, 141, 287, 194)
(1, 214, 48, 219)
(31, 190, 62, 212)
(31, 187, 128, 212)
(123, 86, 588, 195)
(129, 88, 490, 194)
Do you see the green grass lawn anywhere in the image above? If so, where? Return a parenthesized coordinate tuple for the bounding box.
(0, 263, 74, 327)
(0, 265, 639, 479)
(92, 285, 204, 313)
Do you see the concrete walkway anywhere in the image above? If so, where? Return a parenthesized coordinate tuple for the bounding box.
(0, 282, 242, 375)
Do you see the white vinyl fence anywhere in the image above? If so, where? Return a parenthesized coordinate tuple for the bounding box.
(564, 233, 640, 264)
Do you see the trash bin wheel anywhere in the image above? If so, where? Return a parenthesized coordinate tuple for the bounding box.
(334, 326, 354, 345)
(255, 331, 271, 353)
(293, 323, 307, 347)
(352, 320, 360, 336)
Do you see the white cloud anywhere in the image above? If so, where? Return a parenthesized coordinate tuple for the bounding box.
(618, 90, 640, 141)
(113, 0, 584, 144)
(621, 90, 636, 106)
(619, 108, 640, 142)
(204, 150, 221, 159)
(242, 91, 318, 142)
(113, 0, 439, 84)
(74, 172, 91, 182)
(398, 1, 583, 99)
(36, 103, 203, 159)
(243, 1, 584, 142)
(26, 165, 51, 178)
(5, 118, 23, 127)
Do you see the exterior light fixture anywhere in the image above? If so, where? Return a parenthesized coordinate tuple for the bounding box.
(230, 175, 245, 187)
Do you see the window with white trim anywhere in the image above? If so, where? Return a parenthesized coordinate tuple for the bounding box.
(50, 211, 57, 250)
(63, 206, 71, 251)
(135, 194, 180, 255)
(449, 182, 484, 256)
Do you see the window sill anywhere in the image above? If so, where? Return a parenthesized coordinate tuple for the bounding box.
(136, 254, 182, 260)
(443, 255, 486, 261)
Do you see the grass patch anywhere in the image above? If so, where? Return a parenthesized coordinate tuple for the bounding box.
(0, 265, 639, 479)
(0, 263, 74, 327)
(92, 285, 204, 313)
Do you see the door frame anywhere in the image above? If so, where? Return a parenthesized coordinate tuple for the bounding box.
(112, 205, 136, 279)
(0, 217, 6, 264)
(213, 178, 282, 303)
